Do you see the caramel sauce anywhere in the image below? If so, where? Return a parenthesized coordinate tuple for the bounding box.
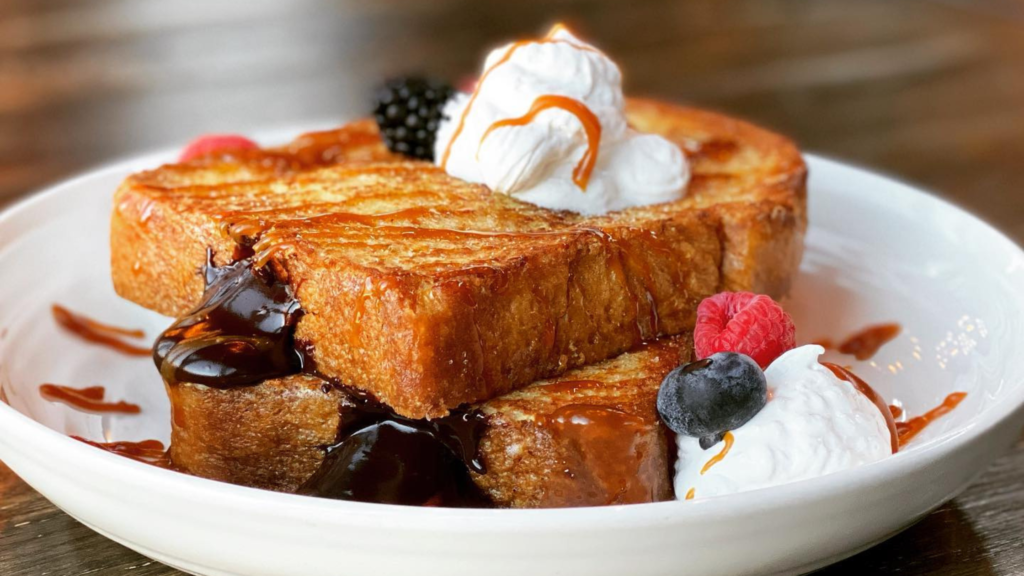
(700, 431, 735, 475)
(593, 231, 660, 343)
(440, 24, 597, 169)
(72, 436, 172, 468)
(540, 404, 660, 506)
(621, 238, 662, 339)
(896, 392, 967, 446)
(839, 323, 901, 360)
(685, 487, 696, 500)
(687, 139, 740, 163)
(39, 384, 141, 415)
(51, 304, 151, 357)
(817, 323, 901, 361)
(282, 123, 391, 165)
(823, 362, 899, 453)
(253, 240, 300, 270)
(349, 277, 395, 347)
(479, 95, 602, 190)
(250, 206, 472, 268)
(250, 223, 608, 272)
(540, 379, 604, 395)
(219, 218, 265, 245)
(889, 404, 904, 420)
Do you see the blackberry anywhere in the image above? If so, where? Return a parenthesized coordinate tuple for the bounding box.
(373, 77, 454, 161)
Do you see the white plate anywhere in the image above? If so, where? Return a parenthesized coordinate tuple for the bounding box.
(1, 143, 1023, 576)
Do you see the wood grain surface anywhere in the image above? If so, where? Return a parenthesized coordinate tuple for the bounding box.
(2, 0, 1024, 574)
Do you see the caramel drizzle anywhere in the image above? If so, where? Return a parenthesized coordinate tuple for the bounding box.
(823, 362, 900, 454)
(51, 304, 151, 357)
(815, 323, 901, 361)
(479, 95, 602, 191)
(439, 24, 596, 169)
(684, 487, 696, 500)
(72, 436, 171, 468)
(700, 431, 735, 475)
(252, 221, 602, 269)
(39, 384, 141, 415)
(249, 207, 475, 268)
(896, 392, 967, 446)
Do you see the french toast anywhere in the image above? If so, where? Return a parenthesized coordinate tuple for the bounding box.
(112, 99, 806, 419)
(167, 335, 690, 508)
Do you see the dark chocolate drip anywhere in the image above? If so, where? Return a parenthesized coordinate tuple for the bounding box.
(153, 251, 303, 388)
(298, 382, 490, 507)
(155, 251, 490, 506)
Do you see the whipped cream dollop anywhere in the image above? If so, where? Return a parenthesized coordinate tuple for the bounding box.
(674, 345, 892, 500)
(434, 27, 689, 215)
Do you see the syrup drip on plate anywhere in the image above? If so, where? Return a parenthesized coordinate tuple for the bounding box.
(479, 94, 602, 190)
(896, 392, 967, 446)
(39, 384, 140, 415)
(815, 323, 901, 361)
(73, 437, 172, 468)
(51, 304, 151, 357)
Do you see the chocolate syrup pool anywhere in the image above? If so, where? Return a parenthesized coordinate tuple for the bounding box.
(154, 253, 303, 388)
(153, 254, 488, 507)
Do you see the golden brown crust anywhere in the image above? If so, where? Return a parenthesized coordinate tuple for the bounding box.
(167, 336, 691, 508)
(472, 336, 690, 507)
(167, 375, 344, 492)
(112, 101, 805, 418)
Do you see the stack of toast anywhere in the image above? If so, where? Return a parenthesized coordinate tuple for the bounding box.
(110, 99, 806, 508)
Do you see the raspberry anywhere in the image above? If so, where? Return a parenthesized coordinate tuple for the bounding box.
(693, 292, 796, 369)
(457, 75, 478, 93)
(179, 135, 258, 162)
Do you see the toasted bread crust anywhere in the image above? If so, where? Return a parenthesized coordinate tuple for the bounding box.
(113, 101, 805, 418)
(167, 336, 690, 507)
(167, 375, 345, 492)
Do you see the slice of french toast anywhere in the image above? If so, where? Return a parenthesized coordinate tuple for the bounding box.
(167, 335, 690, 508)
(112, 99, 805, 419)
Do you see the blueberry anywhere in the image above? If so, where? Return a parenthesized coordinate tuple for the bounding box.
(656, 352, 767, 449)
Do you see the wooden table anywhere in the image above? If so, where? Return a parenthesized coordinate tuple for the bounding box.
(2, 0, 1023, 573)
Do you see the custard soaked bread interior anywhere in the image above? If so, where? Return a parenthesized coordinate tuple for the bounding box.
(167, 335, 690, 508)
(112, 99, 806, 419)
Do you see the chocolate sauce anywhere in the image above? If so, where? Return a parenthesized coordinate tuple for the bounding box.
(154, 252, 490, 506)
(298, 384, 490, 507)
(153, 252, 303, 388)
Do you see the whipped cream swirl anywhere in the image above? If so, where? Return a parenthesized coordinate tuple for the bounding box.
(435, 27, 689, 215)
(674, 345, 893, 500)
